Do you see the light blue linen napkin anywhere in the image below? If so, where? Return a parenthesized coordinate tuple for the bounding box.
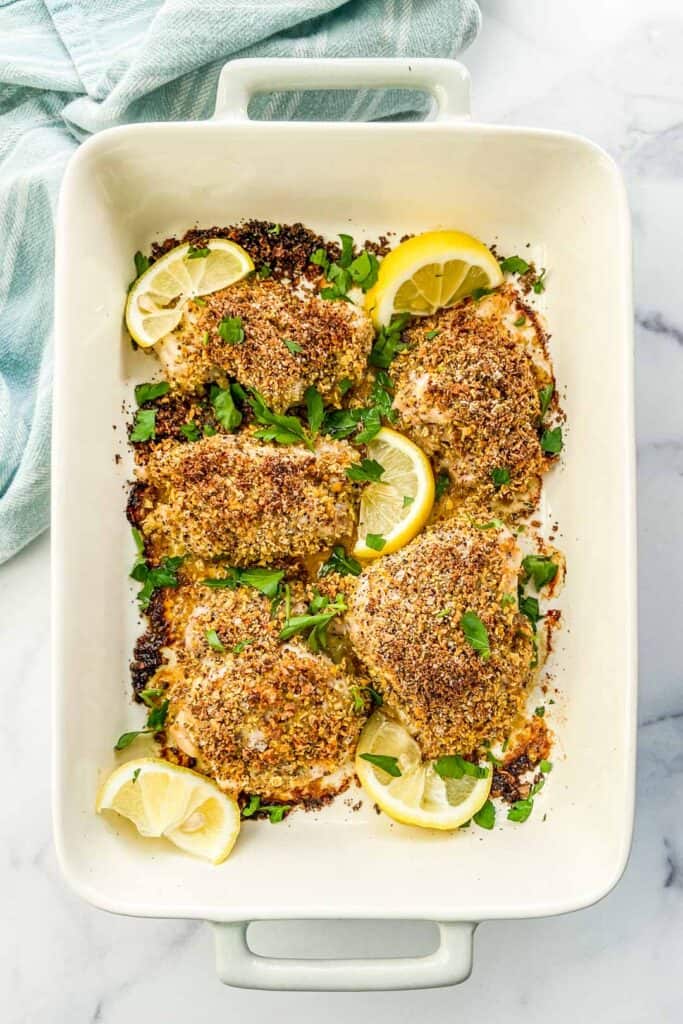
(0, 0, 481, 565)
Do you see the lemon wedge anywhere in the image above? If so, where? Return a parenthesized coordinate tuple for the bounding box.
(365, 230, 503, 326)
(125, 238, 254, 348)
(356, 713, 492, 830)
(353, 427, 434, 559)
(97, 758, 240, 864)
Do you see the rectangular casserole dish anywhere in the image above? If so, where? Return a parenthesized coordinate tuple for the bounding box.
(52, 58, 637, 991)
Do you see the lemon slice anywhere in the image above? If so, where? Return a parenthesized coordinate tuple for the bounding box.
(125, 238, 254, 347)
(96, 757, 240, 864)
(353, 427, 434, 559)
(365, 230, 503, 326)
(356, 713, 492, 830)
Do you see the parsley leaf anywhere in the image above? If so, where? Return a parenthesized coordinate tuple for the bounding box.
(539, 384, 554, 417)
(370, 369, 396, 423)
(354, 406, 382, 444)
(130, 408, 156, 442)
(305, 386, 324, 436)
(267, 223, 281, 236)
(532, 268, 547, 293)
(206, 628, 225, 652)
(233, 639, 254, 655)
(541, 426, 563, 455)
(346, 458, 384, 484)
(472, 518, 505, 530)
(500, 592, 516, 608)
(521, 554, 558, 589)
(319, 546, 362, 578)
(338, 234, 354, 268)
(349, 684, 383, 714)
(539, 759, 553, 773)
(131, 251, 150, 286)
(507, 798, 534, 823)
(348, 249, 379, 291)
(365, 533, 386, 552)
(310, 248, 330, 274)
(403, 495, 414, 508)
(237, 567, 285, 598)
(135, 381, 170, 406)
(258, 263, 272, 279)
(283, 337, 302, 354)
(369, 314, 411, 368)
(203, 423, 217, 437)
(360, 753, 402, 777)
(460, 610, 491, 660)
(434, 471, 451, 501)
(472, 286, 495, 300)
(187, 245, 210, 259)
(279, 592, 346, 650)
(534, 706, 545, 718)
(218, 316, 245, 344)
(518, 591, 541, 628)
(139, 688, 165, 707)
(114, 698, 169, 750)
(473, 799, 496, 830)
(338, 377, 353, 396)
(241, 795, 290, 823)
(514, 315, 527, 328)
(433, 756, 489, 780)
(131, 527, 145, 556)
(500, 255, 530, 275)
(491, 466, 510, 489)
(249, 390, 312, 449)
(180, 421, 200, 442)
(210, 383, 242, 431)
(133, 555, 184, 610)
(425, 329, 440, 340)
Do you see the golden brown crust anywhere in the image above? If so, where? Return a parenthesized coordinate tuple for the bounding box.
(392, 286, 554, 517)
(346, 520, 536, 757)
(135, 432, 360, 565)
(156, 278, 374, 410)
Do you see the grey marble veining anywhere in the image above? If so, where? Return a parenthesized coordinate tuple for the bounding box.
(2, 1, 683, 1020)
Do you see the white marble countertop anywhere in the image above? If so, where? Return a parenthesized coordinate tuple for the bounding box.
(2, 1, 682, 1019)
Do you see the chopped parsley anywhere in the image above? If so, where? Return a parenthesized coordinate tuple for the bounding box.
(472, 286, 495, 300)
(538, 384, 554, 417)
(460, 610, 491, 660)
(202, 566, 284, 599)
(346, 458, 384, 484)
(279, 592, 347, 652)
(359, 753, 402, 777)
(534, 706, 545, 718)
(187, 245, 210, 259)
(499, 255, 530, 275)
(539, 759, 553, 773)
(305, 385, 324, 436)
(507, 798, 534, 823)
(403, 495, 414, 508)
(210, 383, 242, 431)
(540, 426, 563, 455)
(114, 698, 169, 750)
(425, 329, 440, 340)
(139, 688, 165, 707)
(490, 466, 510, 490)
(369, 314, 411, 368)
(203, 423, 217, 437)
(314, 235, 379, 300)
(258, 263, 272, 279)
(130, 408, 156, 442)
(349, 684, 383, 714)
(532, 268, 547, 293)
(473, 799, 496, 830)
(318, 546, 362, 578)
(241, 794, 290, 823)
(218, 316, 245, 344)
(134, 381, 170, 406)
(132, 768, 141, 784)
(131, 555, 184, 609)
(194, 296, 207, 307)
(434, 471, 451, 501)
(370, 369, 396, 423)
(521, 554, 558, 589)
(365, 533, 386, 552)
(283, 337, 302, 354)
(205, 628, 225, 652)
(472, 517, 505, 530)
(248, 389, 313, 449)
(267, 223, 281, 236)
(338, 377, 353, 396)
(129, 250, 150, 288)
(500, 592, 516, 608)
(433, 756, 488, 780)
(180, 421, 200, 442)
(321, 405, 381, 445)
(233, 639, 254, 655)
(514, 315, 527, 328)
(518, 590, 541, 628)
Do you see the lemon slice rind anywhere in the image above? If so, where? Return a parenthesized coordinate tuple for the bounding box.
(125, 238, 254, 348)
(96, 757, 240, 864)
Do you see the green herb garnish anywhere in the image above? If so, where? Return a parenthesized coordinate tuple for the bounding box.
(460, 610, 491, 660)
(132, 555, 184, 609)
(180, 421, 200, 442)
(518, 592, 541, 628)
(249, 389, 313, 449)
(403, 495, 414, 508)
(319, 546, 362, 578)
(425, 329, 440, 340)
(534, 706, 545, 718)
(365, 533, 386, 552)
(134, 381, 170, 406)
(305, 385, 324, 436)
(500, 255, 530, 275)
(267, 223, 281, 236)
(233, 639, 254, 655)
(202, 566, 284, 600)
(258, 263, 272, 279)
(283, 338, 302, 354)
(130, 408, 156, 442)
(521, 554, 558, 589)
(532, 268, 547, 293)
(507, 798, 534, 823)
(538, 384, 554, 417)
(472, 518, 505, 530)
(514, 315, 526, 328)
(210, 383, 242, 431)
(473, 799, 496, 830)
(206, 628, 226, 652)
(369, 314, 411, 368)
(434, 471, 451, 501)
(433, 756, 489, 780)
(279, 593, 346, 651)
(500, 593, 516, 608)
(540, 426, 563, 455)
(241, 794, 290, 823)
(187, 245, 210, 259)
(349, 684, 383, 714)
(338, 377, 353, 396)
(218, 316, 245, 345)
(114, 698, 169, 750)
(347, 458, 384, 484)
(490, 466, 510, 490)
(360, 753, 402, 777)
(203, 423, 217, 437)
(540, 760, 552, 773)
(132, 768, 141, 784)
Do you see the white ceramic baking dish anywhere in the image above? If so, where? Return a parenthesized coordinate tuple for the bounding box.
(52, 58, 637, 992)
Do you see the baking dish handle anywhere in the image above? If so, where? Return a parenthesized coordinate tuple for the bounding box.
(211, 920, 475, 991)
(213, 57, 470, 123)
